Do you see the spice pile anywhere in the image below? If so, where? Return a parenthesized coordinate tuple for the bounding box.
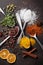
(3, 26, 19, 49)
(1, 14, 16, 27)
(0, 25, 19, 49)
(0, 4, 17, 27)
(26, 24, 43, 36)
(6, 4, 16, 13)
(17, 9, 37, 24)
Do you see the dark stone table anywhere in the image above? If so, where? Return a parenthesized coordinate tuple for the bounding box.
(0, 0, 43, 65)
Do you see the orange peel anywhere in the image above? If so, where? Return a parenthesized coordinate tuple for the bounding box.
(20, 36, 30, 49)
(7, 53, 16, 63)
(0, 49, 9, 59)
(30, 38, 36, 46)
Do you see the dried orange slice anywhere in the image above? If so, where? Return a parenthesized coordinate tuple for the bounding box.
(30, 38, 36, 46)
(20, 36, 30, 49)
(0, 49, 9, 59)
(7, 53, 16, 63)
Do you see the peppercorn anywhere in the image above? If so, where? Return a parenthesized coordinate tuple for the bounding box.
(9, 38, 15, 44)
(0, 32, 3, 37)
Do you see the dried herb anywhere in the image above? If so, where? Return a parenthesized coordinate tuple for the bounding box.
(1, 14, 17, 27)
(0, 4, 17, 27)
(6, 4, 16, 14)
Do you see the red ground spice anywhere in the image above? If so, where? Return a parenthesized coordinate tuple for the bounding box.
(26, 24, 43, 36)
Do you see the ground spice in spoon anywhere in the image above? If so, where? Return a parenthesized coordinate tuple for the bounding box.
(26, 24, 43, 36)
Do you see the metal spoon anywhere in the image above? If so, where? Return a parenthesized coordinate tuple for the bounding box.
(0, 8, 5, 15)
(17, 17, 31, 44)
(16, 12, 24, 35)
(17, 22, 26, 44)
(0, 26, 19, 46)
(17, 9, 31, 44)
(30, 34, 43, 50)
(17, 20, 43, 50)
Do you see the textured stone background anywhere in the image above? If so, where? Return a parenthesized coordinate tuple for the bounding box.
(0, 0, 43, 65)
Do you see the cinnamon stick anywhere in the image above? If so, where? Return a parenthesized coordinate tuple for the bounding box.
(22, 48, 38, 59)
(28, 48, 37, 53)
(23, 48, 37, 57)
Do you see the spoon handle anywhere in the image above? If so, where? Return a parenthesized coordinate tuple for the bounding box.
(17, 31, 23, 44)
(16, 12, 22, 31)
(17, 22, 26, 44)
(0, 36, 10, 46)
(0, 8, 5, 15)
(35, 37, 43, 50)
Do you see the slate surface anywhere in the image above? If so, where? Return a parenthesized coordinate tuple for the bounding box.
(0, 0, 43, 65)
